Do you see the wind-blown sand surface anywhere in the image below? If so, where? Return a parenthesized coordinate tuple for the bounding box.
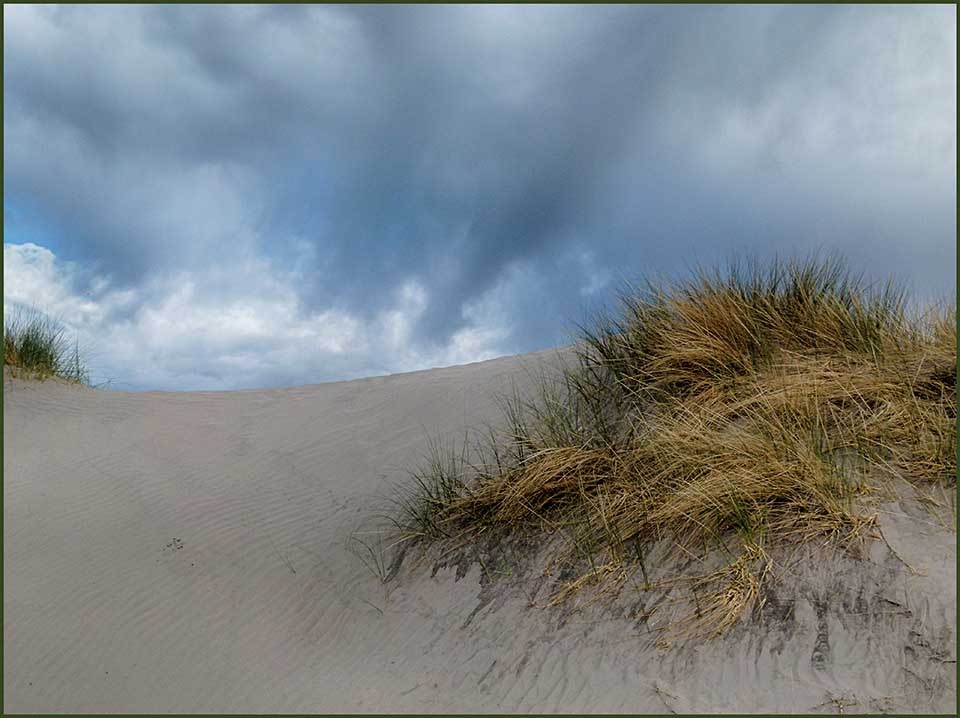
(4, 351, 956, 713)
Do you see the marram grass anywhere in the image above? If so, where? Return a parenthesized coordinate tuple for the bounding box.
(390, 256, 955, 640)
(4, 310, 88, 384)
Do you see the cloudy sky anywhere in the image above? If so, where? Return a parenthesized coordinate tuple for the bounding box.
(4, 4, 956, 390)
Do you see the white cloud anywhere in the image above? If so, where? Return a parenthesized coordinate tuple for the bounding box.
(3, 242, 128, 327)
(3, 242, 512, 390)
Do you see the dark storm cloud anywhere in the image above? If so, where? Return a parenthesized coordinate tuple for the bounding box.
(4, 4, 956, 358)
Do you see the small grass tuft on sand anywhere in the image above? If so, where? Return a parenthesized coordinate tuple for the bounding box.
(388, 255, 956, 640)
(4, 309, 88, 384)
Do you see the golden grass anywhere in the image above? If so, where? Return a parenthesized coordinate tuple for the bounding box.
(655, 542, 773, 646)
(394, 257, 956, 640)
(4, 310, 88, 383)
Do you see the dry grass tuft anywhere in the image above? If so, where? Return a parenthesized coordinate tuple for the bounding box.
(655, 542, 773, 646)
(4, 309, 88, 383)
(390, 256, 956, 641)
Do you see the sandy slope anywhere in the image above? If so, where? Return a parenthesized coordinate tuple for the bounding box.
(4, 351, 956, 713)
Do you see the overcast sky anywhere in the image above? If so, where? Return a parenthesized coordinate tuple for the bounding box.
(4, 4, 956, 390)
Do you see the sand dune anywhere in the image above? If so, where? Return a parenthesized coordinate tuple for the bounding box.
(4, 351, 955, 713)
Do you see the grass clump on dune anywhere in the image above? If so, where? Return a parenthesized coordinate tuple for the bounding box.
(4, 310, 88, 384)
(390, 255, 956, 640)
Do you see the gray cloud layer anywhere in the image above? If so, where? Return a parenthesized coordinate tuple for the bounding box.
(4, 4, 956, 389)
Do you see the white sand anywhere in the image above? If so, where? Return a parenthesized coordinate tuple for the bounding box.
(4, 351, 956, 713)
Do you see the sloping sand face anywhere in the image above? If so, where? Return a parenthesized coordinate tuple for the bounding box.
(4, 352, 955, 713)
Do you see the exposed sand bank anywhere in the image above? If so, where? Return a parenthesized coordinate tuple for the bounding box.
(4, 351, 955, 713)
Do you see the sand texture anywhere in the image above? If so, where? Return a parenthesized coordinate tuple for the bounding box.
(4, 351, 956, 713)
